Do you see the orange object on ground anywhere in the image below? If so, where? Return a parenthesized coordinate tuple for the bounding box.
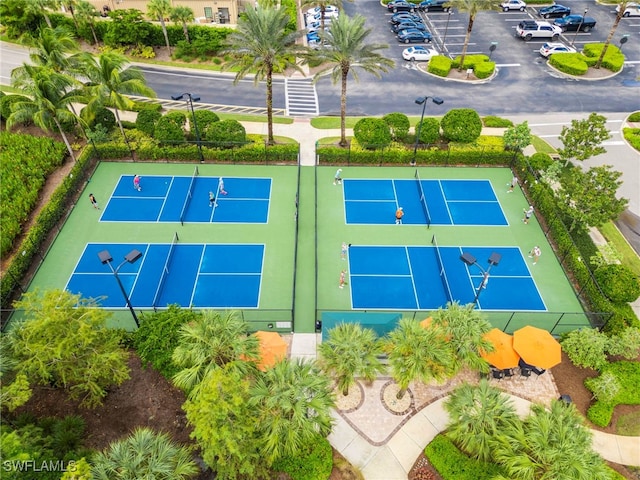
(513, 325, 561, 370)
(253, 331, 287, 371)
(480, 328, 520, 370)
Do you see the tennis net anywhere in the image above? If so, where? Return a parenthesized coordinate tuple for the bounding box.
(414, 169, 431, 228)
(180, 166, 199, 226)
(431, 235, 453, 302)
(152, 232, 179, 308)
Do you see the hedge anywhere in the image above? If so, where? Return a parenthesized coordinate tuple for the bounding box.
(425, 434, 506, 480)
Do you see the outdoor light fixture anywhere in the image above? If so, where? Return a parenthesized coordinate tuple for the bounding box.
(460, 251, 502, 305)
(171, 93, 205, 163)
(571, 8, 589, 47)
(411, 96, 444, 166)
(98, 249, 143, 327)
(442, 10, 453, 49)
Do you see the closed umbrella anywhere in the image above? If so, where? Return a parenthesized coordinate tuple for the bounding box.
(480, 328, 520, 370)
(253, 331, 287, 371)
(513, 326, 561, 370)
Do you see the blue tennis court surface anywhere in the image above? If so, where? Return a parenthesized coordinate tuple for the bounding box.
(66, 242, 264, 308)
(344, 178, 507, 226)
(101, 174, 271, 223)
(348, 245, 545, 311)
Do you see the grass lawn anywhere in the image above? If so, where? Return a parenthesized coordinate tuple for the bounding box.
(599, 222, 640, 277)
(616, 410, 640, 436)
(531, 136, 557, 155)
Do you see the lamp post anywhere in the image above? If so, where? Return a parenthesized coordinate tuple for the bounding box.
(411, 96, 444, 166)
(619, 34, 629, 51)
(571, 8, 588, 47)
(442, 10, 453, 52)
(489, 41, 498, 60)
(98, 249, 143, 328)
(460, 251, 501, 305)
(171, 93, 204, 163)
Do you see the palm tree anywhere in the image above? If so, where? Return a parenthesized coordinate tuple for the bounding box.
(250, 358, 335, 464)
(92, 428, 199, 480)
(28, 0, 58, 28)
(443, 380, 519, 462)
(61, 0, 80, 30)
(75, 0, 100, 45)
(170, 5, 195, 44)
(80, 52, 156, 142)
(11, 27, 80, 77)
(385, 317, 454, 399)
(147, 0, 173, 53)
(301, 0, 347, 32)
(224, 5, 304, 145)
(444, 0, 496, 71)
(310, 14, 394, 146)
(8, 65, 81, 161)
(594, 2, 630, 69)
(430, 301, 494, 373)
(171, 311, 259, 394)
(318, 322, 385, 396)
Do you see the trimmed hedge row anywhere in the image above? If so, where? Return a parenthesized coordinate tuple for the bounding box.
(425, 434, 506, 480)
(549, 44, 625, 75)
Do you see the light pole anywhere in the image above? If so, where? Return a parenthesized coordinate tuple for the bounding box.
(489, 41, 498, 60)
(171, 93, 204, 163)
(619, 34, 629, 51)
(460, 251, 501, 305)
(571, 8, 588, 47)
(98, 249, 143, 328)
(442, 10, 452, 52)
(411, 96, 444, 166)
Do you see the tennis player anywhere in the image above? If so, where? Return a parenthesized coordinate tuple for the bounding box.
(395, 207, 404, 224)
(218, 177, 228, 195)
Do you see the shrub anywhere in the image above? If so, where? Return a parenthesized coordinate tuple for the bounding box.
(549, 53, 589, 75)
(192, 110, 220, 138)
(82, 106, 116, 131)
(528, 152, 554, 170)
(382, 112, 410, 142)
(441, 109, 482, 143)
(418, 117, 441, 145)
(1, 95, 28, 124)
(136, 108, 163, 136)
(606, 327, 640, 360)
(623, 127, 640, 151)
(585, 361, 640, 427)
(271, 436, 333, 480)
(427, 55, 452, 77)
(628, 111, 640, 122)
(483, 116, 513, 128)
(474, 61, 495, 79)
(425, 434, 506, 480)
(582, 43, 624, 72)
(154, 111, 187, 144)
(594, 264, 640, 304)
(353, 117, 392, 149)
(204, 119, 246, 145)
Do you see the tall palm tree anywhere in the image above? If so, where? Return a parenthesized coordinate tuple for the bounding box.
(8, 65, 80, 161)
(444, 0, 496, 71)
(594, 2, 630, 69)
(171, 311, 259, 394)
(75, 0, 100, 45)
(28, 0, 58, 28)
(80, 52, 156, 142)
(147, 0, 173, 53)
(385, 317, 454, 399)
(310, 14, 394, 146)
(61, 0, 80, 30)
(318, 322, 385, 396)
(250, 358, 335, 464)
(224, 6, 304, 145)
(170, 5, 195, 44)
(92, 428, 199, 480)
(430, 301, 494, 373)
(443, 380, 519, 462)
(11, 27, 79, 77)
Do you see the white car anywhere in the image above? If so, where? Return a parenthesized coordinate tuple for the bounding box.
(617, 3, 640, 17)
(539, 42, 576, 57)
(501, 0, 527, 11)
(306, 5, 339, 16)
(402, 46, 439, 61)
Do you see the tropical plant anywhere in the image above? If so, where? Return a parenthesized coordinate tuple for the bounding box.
(172, 311, 259, 394)
(561, 328, 609, 370)
(310, 14, 394, 146)
(12, 27, 82, 76)
(606, 327, 640, 359)
(594, 2, 630, 69)
(503, 121, 532, 151)
(224, 6, 303, 145)
(0, 335, 32, 412)
(0, 0, 44, 39)
(318, 322, 385, 396)
(385, 317, 454, 399)
(29, 0, 57, 28)
(444, 0, 497, 71)
(8, 289, 130, 408)
(585, 371, 621, 403)
(61, 0, 80, 30)
(250, 358, 335, 464)
(92, 428, 199, 480)
(147, 0, 173, 53)
(75, 0, 100, 45)
(444, 380, 519, 462)
(170, 5, 195, 43)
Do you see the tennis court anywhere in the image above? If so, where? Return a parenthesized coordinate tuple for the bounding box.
(343, 171, 507, 226)
(101, 169, 272, 224)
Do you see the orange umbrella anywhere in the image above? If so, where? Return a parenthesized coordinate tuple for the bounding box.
(513, 326, 561, 369)
(253, 331, 287, 371)
(480, 328, 520, 370)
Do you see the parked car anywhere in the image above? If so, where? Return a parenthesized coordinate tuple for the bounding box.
(387, 1, 416, 13)
(307, 22, 329, 33)
(397, 28, 433, 43)
(616, 3, 640, 17)
(418, 0, 452, 12)
(392, 21, 428, 33)
(515, 20, 562, 40)
(402, 45, 439, 61)
(537, 4, 571, 19)
(539, 42, 576, 57)
(554, 15, 596, 32)
(500, 0, 526, 12)
(306, 12, 335, 25)
(390, 13, 423, 25)
(306, 5, 339, 17)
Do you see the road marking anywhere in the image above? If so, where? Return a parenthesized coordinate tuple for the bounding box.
(495, 63, 521, 67)
(285, 78, 318, 117)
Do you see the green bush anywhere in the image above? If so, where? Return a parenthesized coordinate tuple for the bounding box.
(451, 54, 489, 70)
(622, 127, 640, 151)
(1, 95, 29, 124)
(585, 361, 640, 427)
(353, 117, 392, 150)
(83, 106, 116, 131)
(582, 43, 625, 72)
(595, 264, 640, 304)
(192, 110, 220, 138)
(204, 119, 247, 145)
(528, 152, 554, 170)
(628, 112, 640, 122)
(425, 434, 506, 480)
(474, 61, 495, 79)
(136, 108, 163, 136)
(560, 328, 609, 370)
(382, 112, 410, 142)
(483, 116, 513, 128)
(549, 53, 589, 75)
(427, 55, 452, 77)
(441, 109, 482, 143)
(586, 400, 614, 427)
(271, 436, 333, 480)
(418, 117, 441, 145)
(154, 111, 187, 144)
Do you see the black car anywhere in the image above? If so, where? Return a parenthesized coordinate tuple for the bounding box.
(418, 0, 452, 12)
(392, 21, 428, 33)
(554, 15, 597, 32)
(537, 4, 571, 19)
(397, 28, 433, 43)
(387, 1, 416, 13)
(390, 12, 423, 24)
